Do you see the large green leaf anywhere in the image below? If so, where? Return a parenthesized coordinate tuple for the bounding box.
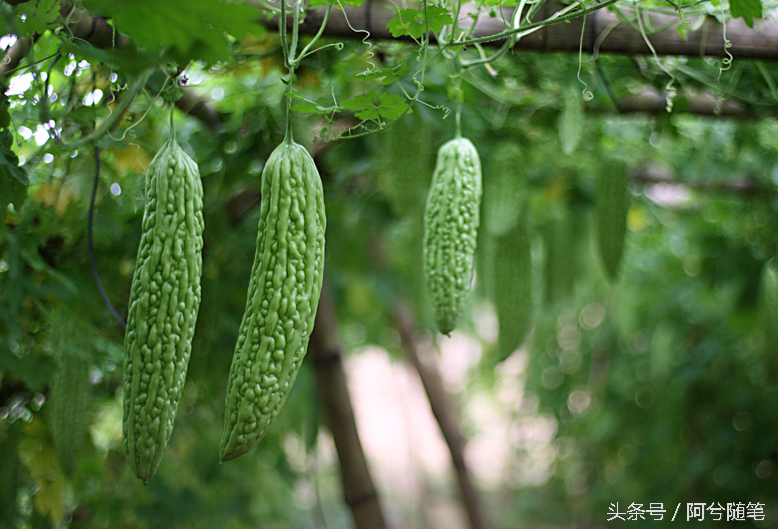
(84, 0, 264, 63)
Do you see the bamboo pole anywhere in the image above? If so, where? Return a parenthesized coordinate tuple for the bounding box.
(393, 301, 490, 529)
(309, 285, 390, 529)
(290, 1, 778, 60)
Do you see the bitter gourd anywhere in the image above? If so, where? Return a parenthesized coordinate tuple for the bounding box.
(423, 137, 482, 335)
(760, 258, 778, 381)
(482, 142, 524, 237)
(542, 208, 575, 304)
(381, 113, 435, 217)
(220, 139, 326, 462)
(50, 350, 91, 477)
(486, 205, 534, 362)
(595, 161, 629, 280)
(123, 137, 204, 482)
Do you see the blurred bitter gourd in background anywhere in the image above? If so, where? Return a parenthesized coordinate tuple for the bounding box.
(423, 137, 482, 335)
(595, 161, 629, 280)
(482, 142, 525, 237)
(542, 207, 576, 304)
(481, 143, 534, 360)
(760, 258, 778, 382)
(123, 137, 204, 482)
(381, 112, 435, 217)
(220, 139, 326, 462)
(50, 348, 92, 477)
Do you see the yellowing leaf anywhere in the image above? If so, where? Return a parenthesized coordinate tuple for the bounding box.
(111, 145, 151, 174)
(32, 472, 66, 523)
(19, 417, 67, 523)
(34, 181, 74, 216)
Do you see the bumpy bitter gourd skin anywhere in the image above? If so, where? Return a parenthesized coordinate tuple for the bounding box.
(423, 137, 482, 335)
(220, 139, 326, 462)
(123, 138, 204, 482)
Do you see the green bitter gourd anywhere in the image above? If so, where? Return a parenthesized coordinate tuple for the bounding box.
(381, 113, 435, 217)
(482, 142, 525, 237)
(50, 350, 91, 477)
(423, 137, 482, 335)
(486, 206, 534, 363)
(220, 139, 326, 462)
(595, 161, 629, 280)
(123, 137, 204, 482)
(760, 258, 778, 382)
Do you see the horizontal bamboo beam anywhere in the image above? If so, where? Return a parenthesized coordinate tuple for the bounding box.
(295, 2, 778, 60)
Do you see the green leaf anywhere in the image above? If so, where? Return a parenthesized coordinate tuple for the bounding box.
(83, 0, 264, 63)
(0, 131, 29, 223)
(729, 0, 762, 27)
(341, 92, 407, 122)
(14, 0, 60, 37)
(387, 6, 452, 39)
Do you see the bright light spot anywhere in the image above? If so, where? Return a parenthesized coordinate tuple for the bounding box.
(43, 153, 54, 164)
(645, 183, 692, 207)
(209, 157, 223, 173)
(83, 88, 103, 106)
(71, 150, 79, 158)
(187, 70, 205, 85)
(0, 35, 18, 50)
(756, 460, 773, 479)
(580, 303, 605, 329)
(33, 125, 49, 146)
(649, 131, 662, 148)
(64, 61, 77, 76)
(557, 325, 581, 351)
(248, 159, 263, 175)
(18, 155, 26, 165)
(567, 387, 591, 416)
(78, 60, 90, 70)
(0, 260, 8, 272)
(17, 126, 32, 140)
(110, 183, 122, 196)
(211, 87, 224, 100)
(90, 368, 103, 385)
(110, 73, 118, 83)
(6, 72, 34, 96)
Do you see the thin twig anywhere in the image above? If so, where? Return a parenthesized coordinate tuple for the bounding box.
(88, 145, 126, 329)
